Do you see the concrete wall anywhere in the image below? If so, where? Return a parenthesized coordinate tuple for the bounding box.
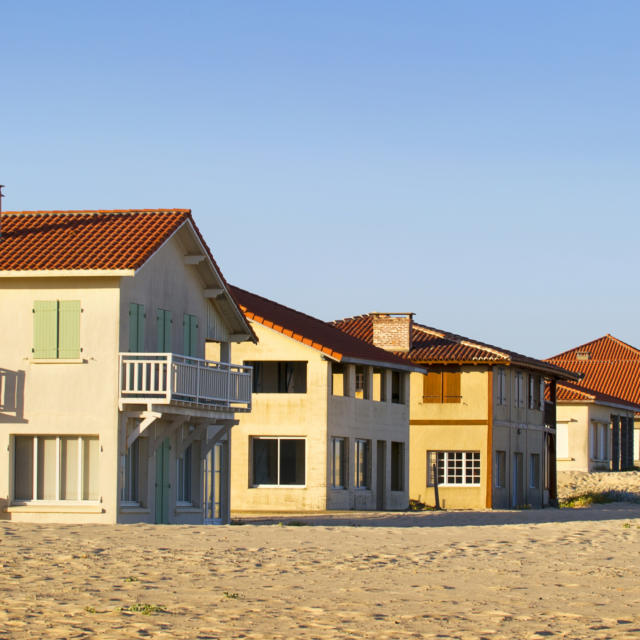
(225, 321, 410, 512)
(0, 277, 121, 523)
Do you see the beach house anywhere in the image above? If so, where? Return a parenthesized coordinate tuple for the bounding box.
(0, 208, 255, 524)
(215, 287, 419, 513)
(547, 334, 640, 469)
(332, 314, 578, 509)
(553, 381, 640, 472)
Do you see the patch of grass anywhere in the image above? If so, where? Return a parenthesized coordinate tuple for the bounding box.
(409, 499, 437, 511)
(124, 576, 138, 582)
(223, 591, 240, 599)
(84, 606, 96, 614)
(559, 491, 618, 508)
(117, 603, 167, 615)
(623, 522, 631, 528)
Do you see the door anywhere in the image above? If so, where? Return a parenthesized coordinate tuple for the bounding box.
(512, 452, 524, 508)
(155, 438, 170, 524)
(376, 440, 386, 510)
(204, 443, 223, 524)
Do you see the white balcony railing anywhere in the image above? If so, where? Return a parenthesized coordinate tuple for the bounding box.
(119, 353, 252, 411)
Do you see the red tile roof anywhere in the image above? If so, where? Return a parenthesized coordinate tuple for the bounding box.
(0, 209, 190, 271)
(555, 380, 640, 411)
(230, 286, 419, 370)
(547, 334, 640, 407)
(332, 314, 576, 379)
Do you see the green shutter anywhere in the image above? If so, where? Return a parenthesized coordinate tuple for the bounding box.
(33, 300, 58, 359)
(164, 310, 172, 353)
(129, 303, 139, 352)
(189, 315, 198, 358)
(58, 300, 81, 359)
(183, 314, 190, 356)
(137, 304, 145, 352)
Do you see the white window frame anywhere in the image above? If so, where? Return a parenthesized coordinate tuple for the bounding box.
(331, 437, 347, 489)
(13, 435, 99, 504)
(355, 439, 370, 489)
(251, 437, 306, 487)
(428, 451, 481, 486)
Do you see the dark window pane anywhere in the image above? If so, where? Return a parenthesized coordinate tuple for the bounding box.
(253, 439, 278, 484)
(279, 439, 305, 485)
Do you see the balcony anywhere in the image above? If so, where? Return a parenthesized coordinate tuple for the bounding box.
(119, 353, 252, 412)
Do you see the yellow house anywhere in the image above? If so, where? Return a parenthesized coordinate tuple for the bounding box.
(555, 381, 640, 473)
(0, 208, 255, 524)
(332, 314, 578, 509)
(215, 287, 419, 513)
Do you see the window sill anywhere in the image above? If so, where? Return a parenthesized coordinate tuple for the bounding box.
(6, 503, 103, 514)
(31, 358, 85, 365)
(427, 485, 481, 489)
(175, 506, 203, 514)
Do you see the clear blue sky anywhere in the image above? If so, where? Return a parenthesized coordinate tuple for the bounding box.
(3, 1, 639, 358)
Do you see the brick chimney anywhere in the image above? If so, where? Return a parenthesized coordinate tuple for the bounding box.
(371, 313, 414, 352)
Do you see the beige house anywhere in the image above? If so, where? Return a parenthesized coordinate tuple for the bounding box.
(555, 381, 640, 472)
(216, 287, 419, 513)
(333, 314, 578, 509)
(0, 208, 254, 524)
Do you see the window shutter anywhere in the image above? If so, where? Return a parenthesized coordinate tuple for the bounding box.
(190, 315, 198, 358)
(423, 371, 442, 403)
(164, 310, 172, 353)
(156, 310, 163, 352)
(33, 301, 58, 359)
(539, 378, 545, 410)
(129, 303, 139, 352)
(183, 313, 191, 356)
(58, 300, 81, 359)
(443, 370, 461, 403)
(501, 370, 507, 405)
(137, 304, 145, 352)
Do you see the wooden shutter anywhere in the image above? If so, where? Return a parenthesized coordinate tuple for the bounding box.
(129, 303, 143, 352)
(157, 309, 172, 352)
(183, 313, 190, 356)
(58, 300, 81, 359)
(190, 315, 198, 358)
(164, 311, 172, 353)
(423, 371, 442, 403)
(33, 301, 58, 359)
(443, 369, 461, 403)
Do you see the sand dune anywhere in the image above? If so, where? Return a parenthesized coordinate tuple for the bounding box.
(2, 500, 640, 639)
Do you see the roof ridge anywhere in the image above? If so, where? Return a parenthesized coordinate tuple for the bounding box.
(546, 334, 618, 360)
(1, 208, 191, 216)
(413, 322, 511, 360)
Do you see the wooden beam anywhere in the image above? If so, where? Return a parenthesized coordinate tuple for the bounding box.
(204, 288, 224, 298)
(184, 254, 205, 265)
(127, 410, 162, 449)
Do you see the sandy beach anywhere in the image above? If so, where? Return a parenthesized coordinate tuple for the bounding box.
(1, 476, 640, 639)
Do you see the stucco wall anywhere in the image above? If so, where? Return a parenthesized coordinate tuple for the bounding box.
(0, 277, 121, 523)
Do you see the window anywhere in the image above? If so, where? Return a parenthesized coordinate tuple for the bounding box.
(129, 303, 145, 352)
(496, 368, 506, 405)
(13, 435, 99, 502)
(331, 362, 345, 396)
(33, 300, 81, 359)
(592, 422, 609, 460)
(331, 437, 347, 489)
(539, 378, 545, 410)
(247, 361, 307, 393)
(355, 439, 370, 489)
(528, 375, 536, 409)
(514, 372, 524, 408)
(391, 371, 404, 404)
(529, 453, 540, 489)
(355, 366, 368, 399)
(556, 423, 569, 459)
(177, 444, 192, 504)
(121, 438, 140, 503)
(252, 437, 305, 486)
(156, 309, 172, 352)
(494, 450, 506, 488)
(183, 313, 199, 357)
(391, 442, 404, 491)
(427, 451, 481, 486)
(423, 369, 461, 403)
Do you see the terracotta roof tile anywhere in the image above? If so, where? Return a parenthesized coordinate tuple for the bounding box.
(332, 314, 576, 379)
(230, 286, 419, 370)
(555, 380, 640, 410)
(546, 334, 640, 408)
(0, 209, 190, 271)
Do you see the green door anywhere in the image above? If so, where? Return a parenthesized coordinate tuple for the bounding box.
(155, 438, 171, 524)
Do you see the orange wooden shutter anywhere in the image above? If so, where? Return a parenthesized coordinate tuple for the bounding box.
(443, 370, 461, 403)
(423, 371, 442, 403)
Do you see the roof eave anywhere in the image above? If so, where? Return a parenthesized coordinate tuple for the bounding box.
(0, 269, 135, 278)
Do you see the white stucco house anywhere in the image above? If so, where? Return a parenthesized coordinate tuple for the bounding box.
(0, 208, 255, 524)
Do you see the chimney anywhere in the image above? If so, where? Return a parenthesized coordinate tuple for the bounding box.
(371, 313, 414, 352)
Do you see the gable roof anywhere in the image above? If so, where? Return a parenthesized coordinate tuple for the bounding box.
(331, 314, 577, 380)
(555, 380, 640, 412)
(0, 208, 256, 341)
(546, 334, 640, 406)
(230, 286, 420, 372)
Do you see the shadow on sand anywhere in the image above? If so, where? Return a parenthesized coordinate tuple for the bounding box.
(232, 502, 640, 528)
